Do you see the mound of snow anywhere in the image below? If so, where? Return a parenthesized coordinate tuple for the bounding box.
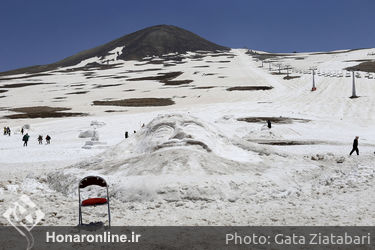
(47, 113, 264, 202)
(78, 130, 95, 138)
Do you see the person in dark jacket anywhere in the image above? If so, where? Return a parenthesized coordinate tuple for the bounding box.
(38, 135, 43, 144)
(21, 128, 24, 135)
(7, 127, 11, 136)
(349, 136, 359, 155)
(125, 131, 128, 139)
(23, 133, 30, 147)
(3, 127, 6, 135)
(267, 120, 272, 129)
(45, 135, 51, 144)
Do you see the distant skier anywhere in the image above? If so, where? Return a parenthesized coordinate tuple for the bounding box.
(38, 135, 43, 144)
(23, 133, 30, 147)
(267, 120, 272, 129)
(3, 127, 6, 135)
(6, 127, 11, 136)
(125, 131, 128, 139)
(349, 136, 359, 156)
(134, 130, 136, 134)
(45, 135, 51, 144)
(21, 128, 24, 135)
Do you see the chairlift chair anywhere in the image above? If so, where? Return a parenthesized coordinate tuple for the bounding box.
(78, 176, 111, 227)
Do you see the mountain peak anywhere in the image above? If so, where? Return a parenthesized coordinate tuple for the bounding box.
(0, 25, 228, 76)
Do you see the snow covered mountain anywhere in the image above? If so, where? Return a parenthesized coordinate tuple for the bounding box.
(1, 25, 375, 226)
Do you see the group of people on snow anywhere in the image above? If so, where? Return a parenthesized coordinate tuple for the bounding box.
(3, 127, 11, 136)
(23, 133, 51, 147)
(3, 126, 52, 147)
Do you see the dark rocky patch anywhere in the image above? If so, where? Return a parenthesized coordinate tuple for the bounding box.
(128, 71, 192, 85)
(0, 73, 52, 81)
(246, 50, 291, 61)
(271, 72, 287, 75)
(110, 76, 129, 79)
(283, 75, 301, 80)
(4, 106, 87, 119)
(346, 61, 375, 73)
(93, 98, 175, 107)
(164, 63, 177, 67)
(344, 59, 371, 63)
(238, 116, 310, 124)
(193, 65, 209, 68)
(0, 82, 53, 88)
(126, 68, 162, 73)
(70, 83, 86, 87)
(227, 86, 273, 91)
(93, 84, 122, 89)
(163, 80, 193, 86)
(53, 97, 67, 100)
(124, 89, 136, 92)
(192, 86, 215, 89)
(66, 91, 89, 95)
(0, 90, 7, 93)
(105, 110, 127, 113)
(128, 71, 183, 81)
(257, 140, 320, 146)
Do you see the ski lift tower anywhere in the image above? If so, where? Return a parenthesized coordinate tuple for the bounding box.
(310, 66, 317, 91)
(350, 71, 358, 98)
(276, 63, 282, 74)
(285, 65, 291, 77)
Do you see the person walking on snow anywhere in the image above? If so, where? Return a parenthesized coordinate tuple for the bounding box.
(349, 136, 359, 155)
(38, 135, 43, 144)
(267, 120, 272, 129)
(45, 135, 51, 144)
(3, 127, 6, 135)
(23, 133, 30, 147)
(6, 127, 11, 136)
(21, 128, 24, 135)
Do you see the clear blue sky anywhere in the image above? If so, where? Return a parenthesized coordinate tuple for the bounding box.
(1, 0, 374, 72)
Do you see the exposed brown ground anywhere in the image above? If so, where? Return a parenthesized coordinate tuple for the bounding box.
(192, 86, 215, 89)
(93, 84, 122, 89)
(227, 86, 273, 91)
(237, 116, 310, 124)
(163, 80, 193, 86)
(283, 75, 301, 80)
(66, 91, 89, 95)
(346, 61, 375, 73)
(0, 82, 53, 88)
(0, 73, 52, 81)
(4, 106, 87, 119)
(93, 98, 175, 107)
(127, 72, 193, 86)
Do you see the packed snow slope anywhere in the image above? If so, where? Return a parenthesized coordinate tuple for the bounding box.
(1, 46, 375, 226)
